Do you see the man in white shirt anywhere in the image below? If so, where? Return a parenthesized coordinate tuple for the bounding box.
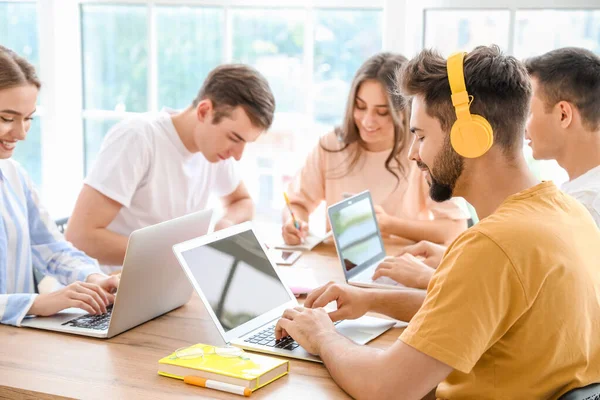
(66, 64, 275, 267)
(525, 47, 600, 226)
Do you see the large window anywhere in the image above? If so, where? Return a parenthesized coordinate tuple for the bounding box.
(0, 1, 42, 186)
(81, 5, 148, 113)
(80, 5, 148, 168)
(156, 6, 224, 110)
(424, 10, 510, 55)
(514, 10, 600, 58)
(232, 9, 306, 114)
(313, 10, 383, 126)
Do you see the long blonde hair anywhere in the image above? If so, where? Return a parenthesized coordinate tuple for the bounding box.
(0, 45, 41, 90)
(322, 52, 409, 184)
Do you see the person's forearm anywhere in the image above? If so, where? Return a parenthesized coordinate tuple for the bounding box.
(320, 331, 445, 400)
(387, 218, 466, 245)
(318, 333, 389, 399)
(282, 204, 309, 224)
(368, 289, 427, 322)
(66, 228, 128, 266)
(222, 198, 255, 224)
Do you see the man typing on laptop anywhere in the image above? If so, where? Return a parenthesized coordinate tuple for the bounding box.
(275, 46, 600, 399)
(172, 222, 396, 363)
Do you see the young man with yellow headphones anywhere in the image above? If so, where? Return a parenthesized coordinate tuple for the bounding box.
(373, 47, 600, 288)
(273, 45, 600, 399)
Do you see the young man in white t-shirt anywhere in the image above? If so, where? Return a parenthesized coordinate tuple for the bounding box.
(525, 47, 600, 226)
(65, 64, 275, 267)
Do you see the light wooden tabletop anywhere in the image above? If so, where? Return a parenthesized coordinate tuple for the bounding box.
(0, 227, 412, 400)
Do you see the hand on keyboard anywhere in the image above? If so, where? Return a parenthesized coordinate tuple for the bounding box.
(28, 281, 113, 317)
(275, 307, 340, 356)
(62, 305, 113, 330)
(244, 325, 300, 350)
(244, 320, 343, 352)
(372, 254, 434, 290)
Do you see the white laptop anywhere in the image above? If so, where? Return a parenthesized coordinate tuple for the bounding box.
(172, 222, 396, 363)
(328, 190, 406, 290)
(21, 209, 213, 338)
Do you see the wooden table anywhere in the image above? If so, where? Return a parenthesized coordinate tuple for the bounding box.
(0, 231, 411, 400)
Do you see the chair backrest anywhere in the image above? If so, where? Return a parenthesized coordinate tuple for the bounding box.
(559, 383, 600, 400)
(32, 265, 44, 294)
(32, 217, 70, 293)
(55, 217, 69, 234)
(465, 202, 478, 227)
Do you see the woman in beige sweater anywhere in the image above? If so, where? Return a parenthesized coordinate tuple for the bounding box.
(283, 52, 469, 245)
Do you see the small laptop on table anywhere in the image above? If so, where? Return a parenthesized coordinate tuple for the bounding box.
(172, 222, 396, 363)
(21, 209, 213, 338)
(328, 190, 407, 290)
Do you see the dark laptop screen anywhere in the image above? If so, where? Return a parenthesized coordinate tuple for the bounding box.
(181, 230, 291, 332)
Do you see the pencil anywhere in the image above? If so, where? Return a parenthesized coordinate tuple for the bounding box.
(283, 192, 300, 230)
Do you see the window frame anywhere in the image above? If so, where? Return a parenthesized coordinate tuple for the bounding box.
(386, 0, 600, 56)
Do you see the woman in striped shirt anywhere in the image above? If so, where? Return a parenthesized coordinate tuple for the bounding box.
(0, 45, 118, 326)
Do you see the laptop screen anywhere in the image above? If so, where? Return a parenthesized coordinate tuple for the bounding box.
(179, 230, 291, 332)
(329, 196, 383, 272)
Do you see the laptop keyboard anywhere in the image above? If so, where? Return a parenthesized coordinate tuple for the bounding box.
(354, 268, 399, 286)
(244, 320, 341, 351)
(62, 305, 113, 330)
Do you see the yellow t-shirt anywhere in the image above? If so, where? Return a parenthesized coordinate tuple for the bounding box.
(400, 182, 600, 399)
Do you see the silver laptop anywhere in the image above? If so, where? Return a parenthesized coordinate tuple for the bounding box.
(172, 222, 396, 363)
(328, 190, 405, 290)
(21, 209, 213, 338)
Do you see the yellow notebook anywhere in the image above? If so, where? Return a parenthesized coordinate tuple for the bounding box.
(158, 344, 289, 391)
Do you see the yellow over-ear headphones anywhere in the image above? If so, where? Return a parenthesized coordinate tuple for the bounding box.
(447, 52, 494, 158)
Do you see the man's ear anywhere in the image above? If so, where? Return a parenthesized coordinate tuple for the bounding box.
(556, 101, 574, 129)
(196, 99, 213, 123)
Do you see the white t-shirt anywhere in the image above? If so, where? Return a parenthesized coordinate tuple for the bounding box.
(84, 110, 241, 238)
(561, 165, 600, 227)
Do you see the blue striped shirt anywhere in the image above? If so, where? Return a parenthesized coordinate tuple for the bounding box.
(0, 159, 103, 326)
